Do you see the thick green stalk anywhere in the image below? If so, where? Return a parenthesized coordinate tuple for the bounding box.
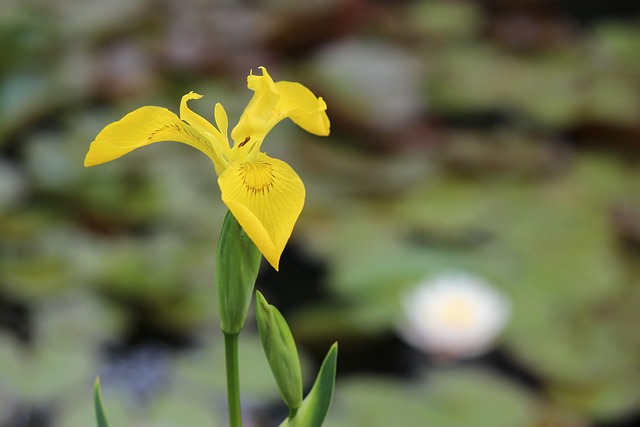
(217, 211, 261, 427)
(224, 332, 242, 427)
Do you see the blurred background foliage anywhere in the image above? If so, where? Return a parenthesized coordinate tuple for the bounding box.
(1, 0, 640, 426)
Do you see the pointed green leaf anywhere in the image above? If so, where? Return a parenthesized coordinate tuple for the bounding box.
(281, 343, 338, 427)
(217, 210, 262, 334)
(256, 291, 303, 409)
(94, 377, 110, 427)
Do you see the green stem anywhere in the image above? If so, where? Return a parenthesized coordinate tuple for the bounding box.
(224, 332, 242, 427)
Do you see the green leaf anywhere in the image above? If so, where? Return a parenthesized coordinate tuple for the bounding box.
(256, 291, 303, 409)
(93, 377, 110, 427)
(216, 210, 262, 334)
(282, 343, 338, 427)
(321, 368, 537, 427)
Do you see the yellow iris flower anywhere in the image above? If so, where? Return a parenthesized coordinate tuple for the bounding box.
(85, 67, 330, 270)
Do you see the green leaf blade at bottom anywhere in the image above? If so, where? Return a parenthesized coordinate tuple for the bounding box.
(281, 343, 338, 427)
(94, 377, 110, 427)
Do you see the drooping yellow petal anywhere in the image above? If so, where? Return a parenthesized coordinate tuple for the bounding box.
(84, 106, 221, 168)
(274, 81, 330, 136)
(218, 153, 305, 270)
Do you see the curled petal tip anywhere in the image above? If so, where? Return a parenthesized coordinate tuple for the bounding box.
(186, 91, 203, 99)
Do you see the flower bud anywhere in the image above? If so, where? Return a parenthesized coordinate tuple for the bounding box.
(216, 211, 262, 334)
(256, 291, 303, 409)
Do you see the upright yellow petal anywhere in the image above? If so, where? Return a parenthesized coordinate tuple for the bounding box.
(217, 153, 305, 270)
(246, 67, 279, 121)
(180, 92, 219, 138)
(274, 81, 330, 136)
(84, 106, 221, 168)
(231, 67, 330, 152)
(180, 92, 230, 173)
(231, 66, 280, 148)
(214, 103, 229, 143)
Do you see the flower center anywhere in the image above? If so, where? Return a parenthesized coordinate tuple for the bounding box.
(435, 296, 476, 330)
(239, 160, 275, 194)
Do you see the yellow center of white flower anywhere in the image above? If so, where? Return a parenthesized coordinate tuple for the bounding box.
(435, 296, 475, 330)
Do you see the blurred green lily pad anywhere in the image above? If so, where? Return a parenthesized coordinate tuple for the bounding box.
(325, 367, 538, 427)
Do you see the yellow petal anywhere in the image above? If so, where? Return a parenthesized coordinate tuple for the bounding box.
(231, 66, 279, 147)
(180, 92, 219, 138)
(274, 81, 330, 136)
(231, 67, 330, 151)
(218, 153, 305, 270)
(180, 92, 230, 171)
(214, 102, 229, 143)
(84, 106, 221, 168)
(246, 66, 279, 121)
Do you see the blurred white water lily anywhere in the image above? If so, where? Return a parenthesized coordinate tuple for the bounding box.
(400, 272, 510, 359)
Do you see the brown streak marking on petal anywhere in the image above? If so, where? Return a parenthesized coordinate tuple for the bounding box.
(239, 161, 275, 195)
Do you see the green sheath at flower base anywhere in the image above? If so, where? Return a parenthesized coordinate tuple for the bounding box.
(217, 211, 262, 334)
(256, 291, 303, 409)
